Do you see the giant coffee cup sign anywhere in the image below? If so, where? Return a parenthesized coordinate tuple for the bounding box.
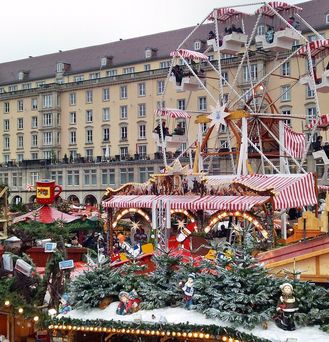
(36, 180, 62, 205)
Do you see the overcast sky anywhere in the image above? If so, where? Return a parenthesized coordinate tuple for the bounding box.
(0, 0, 305, 63)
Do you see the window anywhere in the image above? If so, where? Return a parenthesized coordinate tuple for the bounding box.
(120, 167, 134, 184)
(67, 170, 80, 186)
(281, 85, 291, 101)
(31, 116, 38, 128)
(306, 85, 315, 98)
(198, 97, 207, 111)
(3, 136, 10, 150)
(194, 40, 201, 51)
(43, 150, 52, 159)
(31, 98, 38, 110)
(326, 14, 329, 24)
(17, 118, 23, 130)
(257, 25, 265, 35)
(43, 132, 53, 145)
(86, 149, 93, 162)
(103, 88, 110, 101)
(107, 69, 117, 77)
(123, 67, 135, 74)
(0, 88, 4, 94)
(86, 129, 93, 143)
(85, 90, 93, 103)
(138, 83, 146, 96)
(36, 81, 45, 87)
(31, 134, 38, 147)
(120, 85, 128, 99)
(74, 75, 84, 82)
(31, 152, 38, 160)
(30, 172, 40, 185)
(86, 110, 93, 123)
(17, 100, 24, 111)
(144, 64, 151, 71)
(103, 128, 110, 141)
(120, 147, 129, 159)
(221, 71, 228, 85)
(139, 167, 154, 183)
(4, 102, 9, 113)
(17, 135, 24, 148)
(12, 172, 22, 187)
(157, 80, 165, 94)
(223, 93, 229, 104)
(145, 48, 152, 59)
(138, 103, 146, 117)
(70, 131, 77, 144)
(84, 169, 97, 185)
(121, 126, 128, 140)
(243, 64, 258, 82)
(69, 112, 76, 124)
(201, 123, 207, 134)
(89, 72, 100, 79)
(282, 108, 291, 126)
(306, 106, 317, 123)
(157, 101, 165, 109)
(69, 93, 76, 106)
(120, 105, 128, 119)
(281, 62, 290, 76)
(43, 113, 52, 127)
(50, 171, 62, 185)
(220, 140, 228, 148)
(43, 94, 53, 108)
(102, 169, 115, 185)
(22, 83, 31, 90)
(177, 99, 186, 110)
(160, 60, 170, 69)
(9, 85, 17, 92)
(138, 145, 147, 158)
(102, 107, 110, 121)
(138, 124, 146, 139)
(3, 120, 9, 131)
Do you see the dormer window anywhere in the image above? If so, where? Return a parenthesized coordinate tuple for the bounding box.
(144, 48, 157, 59)
(18, 71, 28, 81)
(194, 40, 201, 51)
(326, 13, 329, 24)
(56, 62, 71, 73)
(100, 56, 113, 68)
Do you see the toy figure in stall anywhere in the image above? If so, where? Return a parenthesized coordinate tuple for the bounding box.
(117, 233, 141, 258)
(179, 273, 195, 310)
(116, 290, 141, 315)
(59, 293, 72, 315)
(176, 222, 196, 250)
(274, 283, 299, 331)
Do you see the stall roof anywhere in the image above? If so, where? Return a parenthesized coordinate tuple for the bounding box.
(207, 8, 247, 22)
(297, 39, 329, 58)
(255, 1, 303, 17)
(155, 108, 191, 119)
(102, 194, 270, 211)
(169, 49, 208, 61)
(13, 205, 79, 224)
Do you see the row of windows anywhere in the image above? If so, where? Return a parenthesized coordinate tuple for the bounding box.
(0, 167, 154, 187)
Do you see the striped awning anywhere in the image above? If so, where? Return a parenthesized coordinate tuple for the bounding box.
(297, 39, 329, 58)
(207, 173, 317, 210)
(102, 194, 269, 211)
(155, 108, 191, 119)
(319, 185, 329, 193)
(170, 49, 208, 61)
(255, 2, 302, 17)
(284, 124, 305, 159)
(208, 8, 246, 22)
(306, 114, 329, 129)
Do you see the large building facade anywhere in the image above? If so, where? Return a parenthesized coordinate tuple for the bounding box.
(0, 0, 328, 205)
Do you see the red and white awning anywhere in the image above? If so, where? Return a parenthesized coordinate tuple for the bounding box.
(319, 185, 329, 193)
(207, 173, 317, 210)
(208, 8, 246, 22)
(306, 114, 329, 129)
(297, 39, 329, 58)
(170, 49, 208, 61)
(155, 108, 191, 119)
(255, 2, 302, 17)
(102, 194, 269, 211)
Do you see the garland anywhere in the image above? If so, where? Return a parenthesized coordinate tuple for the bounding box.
(49, 316, 271, 342)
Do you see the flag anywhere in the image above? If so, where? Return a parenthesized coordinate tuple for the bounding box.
(284, 124, 305, 158)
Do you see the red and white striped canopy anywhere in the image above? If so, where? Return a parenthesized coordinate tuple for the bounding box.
(208, 8, 246, 22)
(170, 49, 208, 61)
(155, 108, 191, 119)
(306, 114, 329, 130)
(284, 124, 305, 159)
(297, 39, 329, 58)
(255, 2, 302, 17)
(102, 194, 269, 211)
(319, 185, 329, 193)
(207, 173, 317, 210)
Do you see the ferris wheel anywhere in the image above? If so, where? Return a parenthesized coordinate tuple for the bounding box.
(156, 1, 329, 176)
